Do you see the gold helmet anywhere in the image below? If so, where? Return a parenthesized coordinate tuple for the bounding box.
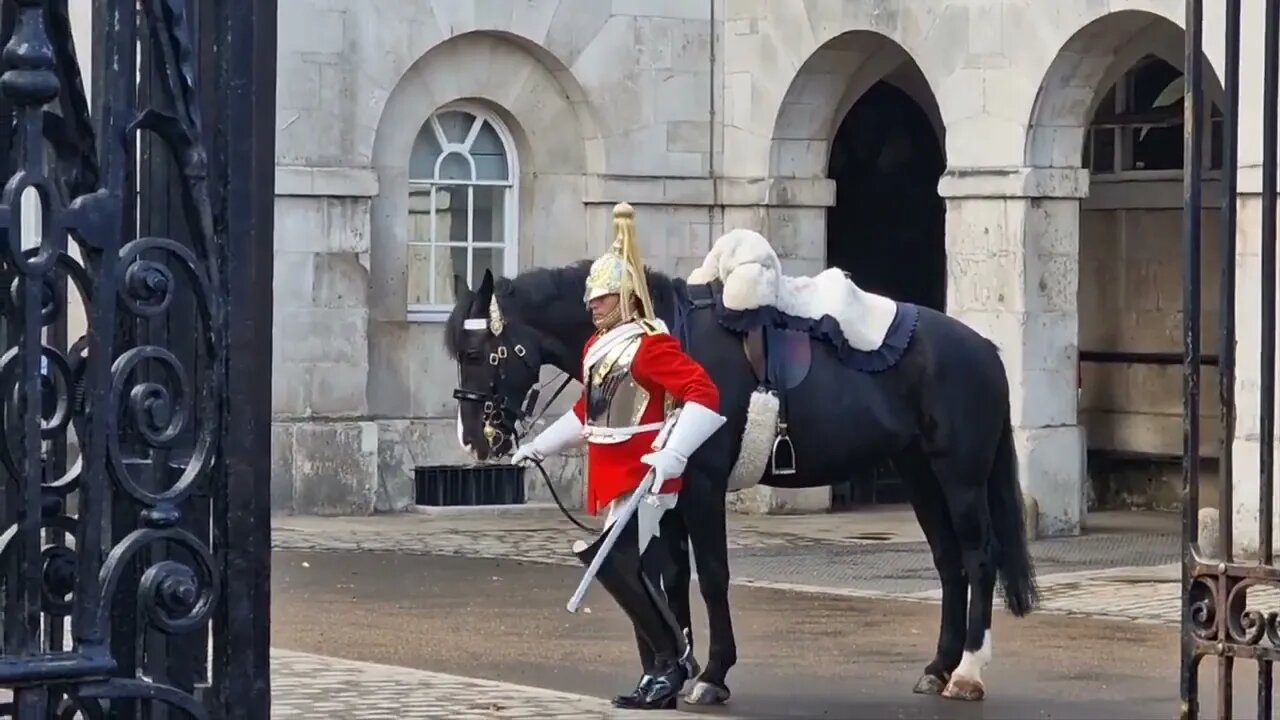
(584, 202, 656, 327)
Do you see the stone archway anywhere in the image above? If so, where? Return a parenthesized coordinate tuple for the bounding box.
(1021, 9, 1227, 530)
(827, 79, 947, 313)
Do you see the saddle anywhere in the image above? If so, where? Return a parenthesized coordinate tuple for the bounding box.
(678, 229, 921, 484)
(686, 282, 808, 475)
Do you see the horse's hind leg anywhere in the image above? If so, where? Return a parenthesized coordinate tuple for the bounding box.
(896, 452, 968, 695)
(682, 473, 737, 706)
(932, 455, 997, 702)
(659, 508, 699, 679)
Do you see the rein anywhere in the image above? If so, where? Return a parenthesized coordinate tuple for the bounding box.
(455, 281, 703, 535)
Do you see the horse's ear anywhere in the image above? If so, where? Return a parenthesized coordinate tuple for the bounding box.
(452, 273, 469, 302)
(470, 268, 495, 314)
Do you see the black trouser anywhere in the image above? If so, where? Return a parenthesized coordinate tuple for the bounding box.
(574, 513, 685, 671)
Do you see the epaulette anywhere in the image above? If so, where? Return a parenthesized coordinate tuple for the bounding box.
(637, 318, 665, 336)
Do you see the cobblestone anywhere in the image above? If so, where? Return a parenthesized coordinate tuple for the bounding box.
(271, 649, 695, 719)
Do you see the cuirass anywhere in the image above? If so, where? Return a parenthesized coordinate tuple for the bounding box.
(584, 335, 650, 443)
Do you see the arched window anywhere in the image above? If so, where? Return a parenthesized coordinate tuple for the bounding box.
(406, 104, 518, 319)
(1084, 55, 1223, 176)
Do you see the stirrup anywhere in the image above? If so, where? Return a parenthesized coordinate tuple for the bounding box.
(771, 424, 797, 475)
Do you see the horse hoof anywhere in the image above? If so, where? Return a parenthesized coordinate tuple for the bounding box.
(912, 674, 947, 695)
(942, 675, 985, 702)
(684, 680, 731, 706)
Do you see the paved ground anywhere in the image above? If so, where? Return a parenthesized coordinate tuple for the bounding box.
(268, 549, 1266, 719)
(274, 505, 1274, 625)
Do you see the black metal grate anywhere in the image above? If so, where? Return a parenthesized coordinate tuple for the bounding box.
(414, 464, 526, 506)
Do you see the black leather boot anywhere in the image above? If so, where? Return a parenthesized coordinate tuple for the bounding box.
(575, 517, 689, 710)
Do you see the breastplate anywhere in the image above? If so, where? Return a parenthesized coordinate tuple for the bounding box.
(584, 335, 651, 443)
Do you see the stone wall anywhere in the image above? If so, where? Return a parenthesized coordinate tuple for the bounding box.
(270, 0, 1273, 542)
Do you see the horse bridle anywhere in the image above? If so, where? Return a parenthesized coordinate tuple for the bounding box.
(451, 326, 574, 453)
(452, 326, 590, 532)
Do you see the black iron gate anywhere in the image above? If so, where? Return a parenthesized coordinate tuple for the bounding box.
(0, 0, 275, 717)
(1182, 1, 1280, 718)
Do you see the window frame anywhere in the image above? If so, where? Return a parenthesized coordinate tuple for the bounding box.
(1084, 55, 1223, 184)
(405, 101, 520, 323)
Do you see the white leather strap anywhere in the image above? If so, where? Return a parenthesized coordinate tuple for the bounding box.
(583, 422, 665, 442)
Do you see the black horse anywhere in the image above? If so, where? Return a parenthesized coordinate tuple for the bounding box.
(446, 259, 1038, 707)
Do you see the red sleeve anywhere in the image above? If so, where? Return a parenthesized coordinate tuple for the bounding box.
(632, 333, 719, 412)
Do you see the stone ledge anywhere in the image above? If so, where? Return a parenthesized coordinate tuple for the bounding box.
(938, 167, 1090, 199)
(582, 174, 836, 207)
(277, 165, 379, 197)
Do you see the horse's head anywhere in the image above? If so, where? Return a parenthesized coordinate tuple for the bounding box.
(446, 269, 551, 461)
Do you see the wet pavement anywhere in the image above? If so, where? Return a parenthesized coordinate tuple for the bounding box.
(268, 548, 1256, 719)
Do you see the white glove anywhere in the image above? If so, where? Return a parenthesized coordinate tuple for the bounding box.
(511, 409, 585, 465)
(641, 402, 726, 492)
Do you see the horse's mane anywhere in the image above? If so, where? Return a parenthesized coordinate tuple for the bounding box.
(444, 260, 685, 359)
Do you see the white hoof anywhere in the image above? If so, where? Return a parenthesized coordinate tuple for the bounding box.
(684, 680, 731, 706)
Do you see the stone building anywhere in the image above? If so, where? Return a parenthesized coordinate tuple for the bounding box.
(267, 0, 1275, 550)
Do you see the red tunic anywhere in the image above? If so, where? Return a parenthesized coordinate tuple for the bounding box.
(573, 327, 720, 515)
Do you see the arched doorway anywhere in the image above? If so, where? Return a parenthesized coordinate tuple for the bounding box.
(827, 81, 947, 312)
(828, 80, 946, 508)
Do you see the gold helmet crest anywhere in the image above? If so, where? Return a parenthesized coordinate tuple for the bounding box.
(584, 202, 656, 323)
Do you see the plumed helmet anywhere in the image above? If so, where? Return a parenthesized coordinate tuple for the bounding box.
(583, 202, 655, 321)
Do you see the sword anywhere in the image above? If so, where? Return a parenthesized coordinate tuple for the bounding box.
(565, 469, 657, 614)
(566, 408, 682, 614)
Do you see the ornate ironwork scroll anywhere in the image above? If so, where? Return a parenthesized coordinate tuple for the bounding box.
(1181, 1, 1280, 719)
(0, 0, 275, 717)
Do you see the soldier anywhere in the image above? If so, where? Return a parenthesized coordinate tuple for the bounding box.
(511, 203, 725, 710)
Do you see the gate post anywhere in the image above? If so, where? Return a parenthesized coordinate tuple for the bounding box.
(0, 0, 275, 716)
(1182, 0, 1280, 718)
(210, 0, 277, 715)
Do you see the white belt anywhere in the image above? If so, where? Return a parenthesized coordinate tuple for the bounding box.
(584, 422, 664, 444)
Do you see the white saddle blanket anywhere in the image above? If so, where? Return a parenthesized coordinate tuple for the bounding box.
(686, 228, 898, 352)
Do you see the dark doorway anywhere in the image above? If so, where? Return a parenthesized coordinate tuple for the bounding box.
(827, 80, 946, 509)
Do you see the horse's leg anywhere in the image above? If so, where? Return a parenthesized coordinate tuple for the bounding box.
(682, 472, 736, 706)
(895, 452, 968, 695)
(931, 453, 997, 702)
(659, 507, 700, 680)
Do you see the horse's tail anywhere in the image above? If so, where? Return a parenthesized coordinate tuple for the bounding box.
(988, 413, 1039, 617)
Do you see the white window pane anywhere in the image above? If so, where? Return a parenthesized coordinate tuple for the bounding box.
(438, 153, 472, 182)
(470, 246, 505, 290)
(407, 243, 433, 305)
(408, 242, 467, 306)
(436, 111, 474, 144)
(434, 186, 471, 244)
(472, 121, 509, 181)
(474, 154, 508, 182)
(472, 186, 506, 245)
(409, 125, 442, 181)
(408, 210, 433, 244)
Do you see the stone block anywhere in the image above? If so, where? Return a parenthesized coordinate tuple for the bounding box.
(307, 363, 368, 417)
(667, 121, 711, 154)
(727, 485, 831, 515)
(1229, 437, 1280, 559)
(272, 363, 310, 417)
(275, 197, 371, 254)
(1014, 424, 1084, 537)
(291, 421, 379, 515)
(274, 251, 316, 311)
(271, 423, 297, 513)
(312, 253, 369, 309)
(612, 0, 710, 20)
(274, 308, 368, 365)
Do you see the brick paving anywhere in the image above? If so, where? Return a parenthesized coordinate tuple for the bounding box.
(271, 507, 1204, 625)
(271, 649, 695, 720)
